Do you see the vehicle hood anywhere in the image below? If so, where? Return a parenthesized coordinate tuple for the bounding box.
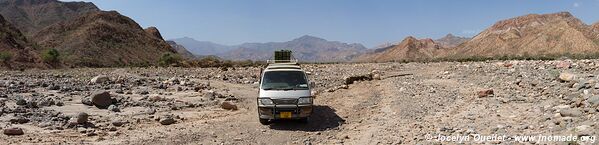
(259, 89, 311, 99)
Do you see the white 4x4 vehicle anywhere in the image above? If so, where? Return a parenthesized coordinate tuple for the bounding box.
(257, 60, 314, 125)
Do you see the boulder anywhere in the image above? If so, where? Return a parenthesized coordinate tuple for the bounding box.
(108, 105, 120, 112)
(16, 99, 27, 106)
(221, 101, 238, 110)
(344, 74, 373, 85)
(159, 117, 176, 125)
(558, 73, 576, 82)
(91, 75, 110, 84)
(556, 61, 571, 69)
(477, 89, 494, 98)
(373, 74, 382, 80)
(588, 96, 599, 107)
(9, 117, 29, 124)
(111, 119, 127, 127)
(559, 108, 583, 117)
(77, 112, 89, 124)
(3, 127, 24, 135)
(91, 91, 112, 109)
(81, 97, 93, 106)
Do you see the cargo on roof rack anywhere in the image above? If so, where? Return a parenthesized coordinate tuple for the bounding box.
(267, 50, 298, 64)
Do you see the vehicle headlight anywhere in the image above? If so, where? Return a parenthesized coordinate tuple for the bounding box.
(259, 98, 274, 105)
(298, 97, 312, 104)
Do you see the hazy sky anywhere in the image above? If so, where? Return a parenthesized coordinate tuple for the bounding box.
(62, 0, 599, 47)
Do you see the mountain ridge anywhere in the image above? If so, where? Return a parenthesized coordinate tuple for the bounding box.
(0, 0, 100, 37)
(221, 35, 367, 62)
(32, 11, 175, 67)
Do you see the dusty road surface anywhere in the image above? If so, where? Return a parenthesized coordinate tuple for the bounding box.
(1, 60, 598, 144)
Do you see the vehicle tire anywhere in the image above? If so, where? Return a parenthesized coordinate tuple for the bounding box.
(299, 117, 309, 123)
(259, 118, 270, 125)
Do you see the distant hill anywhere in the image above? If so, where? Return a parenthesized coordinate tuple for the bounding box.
(221, 35, 367, 62)
(435, 34, 470, 48)
(166, 41, 195, 59)
(451, 12, 599, 58)
(0, 0, 99, 37)
(170, 37, 233, 56)
(356, 12, 599, 62)
(0, 14, 42, 68)
(32, 11, 175, 67)
(355, 36, 445, 62)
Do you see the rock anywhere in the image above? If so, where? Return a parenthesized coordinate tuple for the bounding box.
(575, 125, 592, 136)
(558, 73, 576, 82)
(556, 61, 571, 69)
(166, 77, 180, 84)
(0, 94, 7, 98)
(111, 119, 127, 127)
(503, 63, 513, 67)
(340, 85, 349, 89)
(16, 98, 27, 106)
(478, 89, 494, 98)
(81, 97, 93, 106)
(588, 96, 599, 107)
(91, 91, 112, 109)
(3, 127, 24, 135)
(108, 105, 120, 112)
(91, 75, 110, 84)
(77, 112, 89, 124)
(146, 108, 156, 115)
(344, 74, 373, 85)
(159, 117, 176, 125)
(559, 108, 583, 117)
(221, 101, 238, 110)
(9, 117, 30, 124)
(373, 74, 382, 80)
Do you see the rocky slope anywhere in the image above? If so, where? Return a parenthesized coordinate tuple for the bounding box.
(170, 37, 233, 56)
(435, 34, 470, 48)
(452, 12, 599, 58)
(222, 35, 367, 62)
(0, 0, 99, 37)
(32, 11, 175, 67)
(144, 27, 165, 40)
(355, 36, 445, 62)
(166, 41, 195, 59)
(0, 14, 42, 68)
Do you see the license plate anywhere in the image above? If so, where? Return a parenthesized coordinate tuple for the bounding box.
(280, 112, 292, 118)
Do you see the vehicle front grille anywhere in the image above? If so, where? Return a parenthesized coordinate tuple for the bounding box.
(271, 98, 298, 105)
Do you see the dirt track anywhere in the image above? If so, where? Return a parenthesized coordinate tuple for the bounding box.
(1, 60, 598, 144)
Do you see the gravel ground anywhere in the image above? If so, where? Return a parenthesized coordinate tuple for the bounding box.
(0, 59, 598, 144)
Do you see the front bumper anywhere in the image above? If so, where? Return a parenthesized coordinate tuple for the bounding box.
(258, 104, 313, 119)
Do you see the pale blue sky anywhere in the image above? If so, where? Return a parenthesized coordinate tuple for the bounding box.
(63, 0, 599, 47)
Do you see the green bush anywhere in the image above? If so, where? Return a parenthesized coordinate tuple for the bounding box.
(0, 51, 12, 62)
(158, 53, 182, 66)
(42, 49, 60, 63)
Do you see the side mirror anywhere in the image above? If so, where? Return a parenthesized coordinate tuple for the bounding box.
(310, 82, 316, 88)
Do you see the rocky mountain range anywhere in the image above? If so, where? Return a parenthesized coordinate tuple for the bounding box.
(170, 37, 234, 56)
(0, 0, 99, 37)
(32, 11, 175, 67)
(355, 37, 446, 62)
(0, 14, 42, 68)
(356, 12, 599, 62)
(166, 41, 195, 59)
(435, 34, 470, 48)
(451, 12, 599, 59)
(220, 35, 367, 62)
(0, 0, 176, 67)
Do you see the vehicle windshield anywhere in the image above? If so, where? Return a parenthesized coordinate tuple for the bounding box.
(261, 71, 309, 90)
